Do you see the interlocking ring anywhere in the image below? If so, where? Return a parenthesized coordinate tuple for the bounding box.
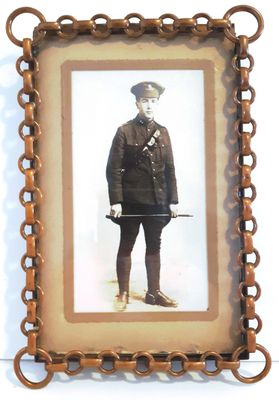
(16, 56, 40, 76)
(234, 151, 257, 170)
(63, 351, 85, 375)
(233, 86, 256, 105)
(231, 344, 271, 383)
(6, 7, 46, 47)
(166, 352, 189, 376)
(234, 118, 257, 137)
(239, 281, 261, 301)
(19, 187, 43, 206)
(192, 13, 213, 36)
(20, 316, 43, 336)
(20, 220, 44, 240)
(17, 88, 41, 109)
(18, 154, 42, 174)
(21, 252, 44, 271)
(18, 120, 41, 140)
(237, 247, 260, 268)
(132, 351, 154, 376)
(200, 351, 223, 376)
(56, 15, 79, 39)
(235, 216, 258, 236)
(239, 313, 262, 334)
(14, 347, 53, 389)
(91, 14, 112, 38)
(97, 350, 120, 374)
(124, 13, 145, 38)
(157, 14, 179, 37)
(21, 285, 44, 305)
(223, 6, 264, 43)
(233, 183, 257, 204)
(232, 54, 255, 73)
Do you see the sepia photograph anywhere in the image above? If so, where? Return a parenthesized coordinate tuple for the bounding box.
(62, 61, 217, 319)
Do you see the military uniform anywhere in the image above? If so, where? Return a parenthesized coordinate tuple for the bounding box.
(106, 114, 178, 207)
(106, 81, 178, 309)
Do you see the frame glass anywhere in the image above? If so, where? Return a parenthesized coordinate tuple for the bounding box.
(6, 5, 271, 388)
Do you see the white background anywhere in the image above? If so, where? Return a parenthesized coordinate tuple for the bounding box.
(0, 0, 278, 397)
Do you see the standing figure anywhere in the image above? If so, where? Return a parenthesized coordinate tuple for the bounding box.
(106, 81, 179, 311)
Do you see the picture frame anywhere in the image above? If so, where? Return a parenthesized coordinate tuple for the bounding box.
(6, 5, 271, 388)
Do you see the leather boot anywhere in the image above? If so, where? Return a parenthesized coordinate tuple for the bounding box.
(116, 256, 131, 311)
(145, 253, 177, 307)
(145, 290, 178, 307)
(145, 253, 161, 294)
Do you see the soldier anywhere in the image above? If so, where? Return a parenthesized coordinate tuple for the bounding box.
(106, 81, 179, 311)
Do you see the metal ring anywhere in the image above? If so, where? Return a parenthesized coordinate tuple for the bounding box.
(231, 344, 271, 383)
(200, 351, 223, 376)
(233, 183, 257, 204)
(16, 56, 40, 76)
(97, 350, 120, 374)
(132, 351, 154, 376)
(157, 14, 179, 37)
(91, 14, 112, 38)
(21, 285, 44, 305)
(19, 187, 43, 206)
(166, 352, 188, 376)
(124, 13, 145, 38)
(63, 351, 85, 376)
(235, 216, 258, 236)
(18, 154, 42, 174)
(192, 13, 213, 36)
(17, 88, 41, 109)
(6, 7, 46, 47)
(232, 54, 254, 73)
(239, 281, 261, 301)
(18, 120, 41, 140)
(234, 151, 257, 170)
(21, 252, 44, 271)
(56, 15, 79, 39)
(14, 347, 53, 389)
(239, 313, 262, 334)
(20, 316, 43, 336)
(20, 220, 44, 240)
(232, 86, 256, 105)
(237, 247, 260, 268)
(234, 118, 257, 137)
(223, 6, 264, 43)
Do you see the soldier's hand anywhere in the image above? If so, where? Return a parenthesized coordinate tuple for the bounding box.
(110, 203, 122, 218)
(169, 204, 178, 218)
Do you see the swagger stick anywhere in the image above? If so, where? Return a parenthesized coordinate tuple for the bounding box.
(106, 214, 193, 219)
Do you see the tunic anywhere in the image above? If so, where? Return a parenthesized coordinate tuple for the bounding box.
(106, 114, 178, 207)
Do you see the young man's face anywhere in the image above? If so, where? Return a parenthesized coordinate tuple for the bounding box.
(136, 97, 159, 120)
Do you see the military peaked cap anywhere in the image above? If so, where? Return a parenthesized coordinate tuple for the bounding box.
(131, 81, 165, 99)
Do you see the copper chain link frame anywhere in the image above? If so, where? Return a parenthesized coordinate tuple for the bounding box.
(6, 5, 271, 389)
